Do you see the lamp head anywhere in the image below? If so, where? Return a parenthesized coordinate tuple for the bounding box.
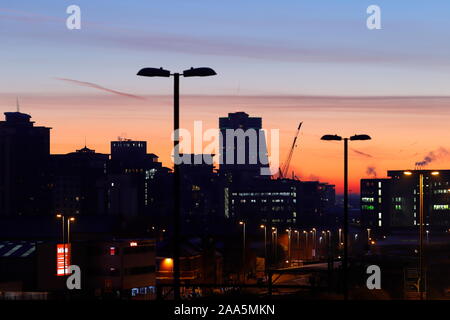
(350, 134, 371, 141)
(137, 67, 171, 77)
(321, 134, 342, 141)
(183, 67, 216, 77)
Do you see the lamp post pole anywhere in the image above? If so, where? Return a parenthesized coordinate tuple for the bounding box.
(343, 137, 349, 300)
(239, 221, 246, 281)
(304, 231, 308, 259)
(419, 173, 424, 300)
(261, 225, 267, 272)
(57, 214, 66, 274)
(321, 133, 371, 300)
(404, 170, 439, 300)
(287, 228, 291, 265)
(173, 72, 181, 300)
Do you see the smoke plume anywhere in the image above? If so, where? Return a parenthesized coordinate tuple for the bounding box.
(415, 147, 450, 167)
(366, 166, 377, 178)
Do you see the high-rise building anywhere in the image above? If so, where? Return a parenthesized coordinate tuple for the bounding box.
(107, 139, 170, 219)
(109, 139, 155, 173)
(0, 111, 51, 216)
(219, 112, 269, 181)
(50, 146, 109, 216)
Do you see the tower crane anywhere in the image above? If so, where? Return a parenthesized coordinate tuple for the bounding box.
(279, 122, 303, 179)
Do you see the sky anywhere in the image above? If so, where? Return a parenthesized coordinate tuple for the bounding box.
(1, 0, 450, 192)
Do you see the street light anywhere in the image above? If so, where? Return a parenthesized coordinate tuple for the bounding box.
(137, 66, 216, 300)
(239, 221, 246, 279)
(260, 225, 267, 270)
(272, 227, 278, 264)
(403, 170, 439, 300)
(311, 228, 317, 259)
(67, 217, 75, 243)
(56, 214, 65, 244)
(56, 214, 66, 275)
(303, 230, 308, 259)
(321, 133, 372, 300)
(286, 228, 292, 265)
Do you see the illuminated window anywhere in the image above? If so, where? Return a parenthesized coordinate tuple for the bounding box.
(433, 204, 449, 210)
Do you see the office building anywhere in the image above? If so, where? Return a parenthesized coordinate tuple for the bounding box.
(360, 170, 450, 233)
(51, 146, 109, 216)
(219, 112, 269, 181)
(0, 111, 51, 216)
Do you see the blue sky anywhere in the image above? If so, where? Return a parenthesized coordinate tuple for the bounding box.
(2, 1, 450, 189)
(2, 0, 450, 96)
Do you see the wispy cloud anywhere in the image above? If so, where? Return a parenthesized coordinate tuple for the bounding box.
(4, 7, 450, 68)
(55, 78, 145, 100)
(351, 148, 373, 158)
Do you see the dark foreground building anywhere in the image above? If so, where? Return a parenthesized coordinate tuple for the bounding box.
(0, 111, 51, 216)
(0, 238, 156, 300)
(361, 170, 450, 235)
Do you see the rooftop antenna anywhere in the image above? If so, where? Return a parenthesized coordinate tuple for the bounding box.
(16, 96, 20, 112)
(84, 136, 87, 148)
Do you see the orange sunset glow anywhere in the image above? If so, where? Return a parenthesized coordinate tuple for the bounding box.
(3, 93, 450, 193)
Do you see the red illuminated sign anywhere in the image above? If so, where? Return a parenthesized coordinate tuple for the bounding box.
(56, 243, 71, 276)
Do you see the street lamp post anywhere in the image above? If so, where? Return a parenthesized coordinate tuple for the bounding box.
(303, 231, 308, 259)
(67, 217, 75, 243)
(286, 228, 292, 265)
(137, 66, 216, 300)
(239, 221, 246, 276)
(311, 228, 316, 259)
(403, 170, 439, 300)
(56, 214, 65, 244)
(260, 225, 267, 271)
(272, 227, 278, 265)
(321, 133, 371, 300)
(294, 230, 299, 264)
(56, 214, 66, 274)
